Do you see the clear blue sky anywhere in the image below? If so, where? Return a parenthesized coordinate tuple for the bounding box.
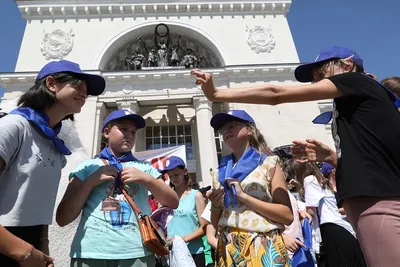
(0, 0, 399, 99)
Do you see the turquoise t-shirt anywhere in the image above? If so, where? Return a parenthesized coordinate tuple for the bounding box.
(167, 189, 204, 255)
(69, 158, 161, 259)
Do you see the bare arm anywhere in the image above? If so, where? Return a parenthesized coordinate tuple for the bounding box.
(145, 178, 179, 209)
(306, 206, 316, 217)
(206, 223, 218, 249)
(232, 165, 293, 225)
(0, 225, 33, 261)
(56, 177, 97, 227)
(192, 70, 342, 105)
(183, 191, 207, 243)
(57, 165, 118, 227)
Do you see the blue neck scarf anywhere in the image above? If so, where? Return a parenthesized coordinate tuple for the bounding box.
(218, 147, 267, 208)
(313, 75, 400, 124)
(9, 107, 71, 155)
(98, 147, 137, 192)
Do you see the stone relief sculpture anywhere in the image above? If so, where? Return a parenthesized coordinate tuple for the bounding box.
(245, 25, 276, 54)
(105, 23, 219, 71)
(40, 29, 75, 60)
(126, 47, 145, 70)
(170, 34, 182, 67)
(180, 48, 201, 69)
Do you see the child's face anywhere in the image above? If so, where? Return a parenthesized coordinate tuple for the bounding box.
(48, 76, 88, 114)
(219, 120, 250, 151)
(167, 167, 187, 188)
(104, 119, 137, 155)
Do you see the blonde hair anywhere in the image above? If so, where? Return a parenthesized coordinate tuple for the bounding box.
(247, 123, 274, 155)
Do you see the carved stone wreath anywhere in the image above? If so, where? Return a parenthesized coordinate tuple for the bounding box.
(40, 29, 75, 60)
(246, 25, 275, 54)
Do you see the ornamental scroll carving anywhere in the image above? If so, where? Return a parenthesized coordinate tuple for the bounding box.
(40, 29, 75, 60)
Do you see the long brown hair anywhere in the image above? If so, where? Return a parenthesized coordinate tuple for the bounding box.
(285, 159, 330, 196)
(246, 123, 274, 155)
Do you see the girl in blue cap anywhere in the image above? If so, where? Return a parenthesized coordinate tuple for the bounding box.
(56, 109, 179, 267)
(0, 60, 105, 267)
(206, 109, 293, 267)
(192, 46, 400, 266)
(159, 156, 207, 267)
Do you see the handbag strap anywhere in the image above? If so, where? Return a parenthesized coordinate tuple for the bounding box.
(100, 158, 143, 217)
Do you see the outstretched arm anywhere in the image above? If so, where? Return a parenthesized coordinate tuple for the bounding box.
(191, 69, 342, 105)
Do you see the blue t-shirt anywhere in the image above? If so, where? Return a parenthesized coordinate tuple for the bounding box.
(167, 189, 204, 255)
(69, 158, 160, 259)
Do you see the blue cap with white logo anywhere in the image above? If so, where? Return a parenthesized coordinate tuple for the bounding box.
(102, 109, 146, 130)
(210, 110, 255, 130)
(159, 156, 186, 174)
(36, 60, 106, 96)
(295, 46, 364, 83)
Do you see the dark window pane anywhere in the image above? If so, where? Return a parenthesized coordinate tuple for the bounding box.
(146, 138, 152, 150)
(169, 137, 177, 146)
(177, 125, 184, 136)
(161, 126, 168, 137)
(154, 137, 160, 146)
(185, 136, 192, 147)
(184, 124, 191, 135)
(162, 137, 168, 148)
(215, 139, 221, 151)
(177, 137, 184, 145)
(154, 126, 160, 137)
(146, 127, 152, 137)
(169, 125, 176, 136)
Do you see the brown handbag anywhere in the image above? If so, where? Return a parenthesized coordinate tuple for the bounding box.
(101, 159, 169, 256)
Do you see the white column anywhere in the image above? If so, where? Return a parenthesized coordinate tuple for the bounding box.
(193, 96, 218, 186)
(91, 101, 107, 156)
(117, 99, 140, 152)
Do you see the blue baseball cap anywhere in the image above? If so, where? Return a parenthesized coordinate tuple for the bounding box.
(159, 156, 186, 173)
(321, 162, 335, 175)
(102, 109, 146, 130)
(210, 110, 255, 130)
(295, 46, 364, 83)
(36, 60, 106, 96)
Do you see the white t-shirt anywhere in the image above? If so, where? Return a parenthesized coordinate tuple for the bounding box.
(304, 175, 355, 237)
(0, 115, 67, 226)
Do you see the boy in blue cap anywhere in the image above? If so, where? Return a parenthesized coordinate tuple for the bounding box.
(56, 109, 179, 267)
(193, 46, 400, 266)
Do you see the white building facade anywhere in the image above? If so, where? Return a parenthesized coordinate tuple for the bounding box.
(0, 0, 333, 265)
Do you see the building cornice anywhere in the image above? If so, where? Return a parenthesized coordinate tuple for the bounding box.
(0, 63, 298, 88)
(16, 1, 291, 19)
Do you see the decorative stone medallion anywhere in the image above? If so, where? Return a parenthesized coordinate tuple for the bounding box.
(246, 25, 276, 54)
(40, 29, 75, 60)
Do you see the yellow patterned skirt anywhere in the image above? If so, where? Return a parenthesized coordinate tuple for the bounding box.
(215, 227, 291, 267)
